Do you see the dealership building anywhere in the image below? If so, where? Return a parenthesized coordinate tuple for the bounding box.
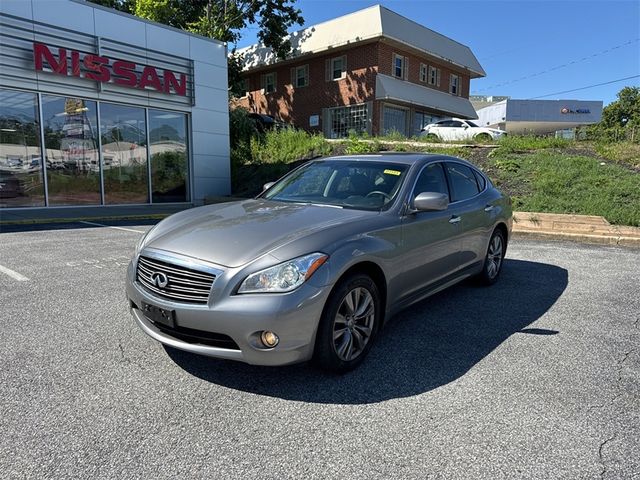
(0, 0, 230, 210)
(236, 5, 485, 138)
(471, 96, 603, 135)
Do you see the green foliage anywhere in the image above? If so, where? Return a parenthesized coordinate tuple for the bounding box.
(88, 0, 134, 13)
(229, 107, 258, 166)
(488, 150, 640, 226)
(588, 86, 640, 144)
(344, 132, 381, 154)
(250, 128, 331, 164)
(496, 135, 572, 153)
(594, 141, 640, 169)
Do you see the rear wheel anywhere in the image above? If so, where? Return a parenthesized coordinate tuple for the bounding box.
(477, 229, 506, 285)
(424, 133, 439, 142)
(314, 274, 380, 372)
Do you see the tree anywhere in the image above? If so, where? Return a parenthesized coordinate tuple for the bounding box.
(90, 0, 304, 96)
(600, 86, 640, 129)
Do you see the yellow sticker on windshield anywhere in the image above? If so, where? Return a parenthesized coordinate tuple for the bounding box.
(384, 169, 401, 176)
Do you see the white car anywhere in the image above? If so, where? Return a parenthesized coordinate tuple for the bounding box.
(420, 118, 506, 142)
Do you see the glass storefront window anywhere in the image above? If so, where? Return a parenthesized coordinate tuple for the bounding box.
(41, 95, 101, 205)
(100, 103, 149, 204)
(149, 110, 188, 203)
(0, 89, 45, 207)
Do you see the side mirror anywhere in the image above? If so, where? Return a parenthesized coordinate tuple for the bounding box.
(413, 192, 449, 212)
(263, 181, 276, 191)
(463, 124, 469, 129)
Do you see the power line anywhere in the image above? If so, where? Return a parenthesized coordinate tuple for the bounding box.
(528, 75, 640, 99)
(475, 38, 640, 92)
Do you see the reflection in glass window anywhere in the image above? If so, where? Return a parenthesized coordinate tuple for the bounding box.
(0, 89, 45, 207)
(41, 96, 100, 205)
(100, 103, 149, 204)
(149, 110, 188, 203)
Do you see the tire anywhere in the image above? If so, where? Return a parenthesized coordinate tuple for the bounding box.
(313, 274, 381, 372)
(474, 133, 493, 143)
(476, 229, 506, 286)
(424, 133, 439, 142)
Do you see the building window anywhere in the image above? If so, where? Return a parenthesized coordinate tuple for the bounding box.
(149, 110, 189, 203)
(262, 72, 276, 93)
(419, 64, 428, 83)
(100, 103, 149, 204)
(0, 89, 45, 207)
(292, 65, 309, 88)
(41, 95, 101, 205)
(328, 103, 368, 138)
(450, 74, 460, 95)
(383, 105, 408, 136)
(393, 53, 407, 80)
(239, 78, 249, 97)
(328, 56, 346, 81)
(428, 66, 441, 87)
(414, 112, 441, 135)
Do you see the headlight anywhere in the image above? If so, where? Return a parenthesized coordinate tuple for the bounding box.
(238, 253, 328, 294)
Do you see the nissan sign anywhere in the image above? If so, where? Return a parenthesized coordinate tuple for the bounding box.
(33, 42, 188, 96)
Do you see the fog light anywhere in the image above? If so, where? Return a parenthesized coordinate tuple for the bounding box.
(260, 330, 279, 348)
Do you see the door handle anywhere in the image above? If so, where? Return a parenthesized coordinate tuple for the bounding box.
(449, 215, 461, 224)
(484, 204, 494, 212)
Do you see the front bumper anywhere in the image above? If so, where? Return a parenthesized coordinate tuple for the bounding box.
(125, 260, 332, 366)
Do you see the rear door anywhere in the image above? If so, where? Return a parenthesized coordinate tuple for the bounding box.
(444, 162, 488, 269)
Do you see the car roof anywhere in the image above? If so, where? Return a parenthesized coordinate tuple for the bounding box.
(317, 153, 476, 168)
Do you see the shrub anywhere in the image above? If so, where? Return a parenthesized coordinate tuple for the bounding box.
(250, 128, 331, 164)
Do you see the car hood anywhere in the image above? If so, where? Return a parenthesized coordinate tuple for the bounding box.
(144, 199, 374, 268)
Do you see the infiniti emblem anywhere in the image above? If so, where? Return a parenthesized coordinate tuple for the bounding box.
(151, 272, 169, 288)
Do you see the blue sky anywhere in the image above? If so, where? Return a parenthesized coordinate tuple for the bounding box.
(236, 0, 640, 106)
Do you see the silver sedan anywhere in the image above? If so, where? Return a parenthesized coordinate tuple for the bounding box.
(126, 154, 512, 372)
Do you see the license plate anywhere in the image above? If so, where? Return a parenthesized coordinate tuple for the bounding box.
(141, 302, 175, 328)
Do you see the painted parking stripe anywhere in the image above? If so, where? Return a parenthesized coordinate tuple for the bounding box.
(0, 264, 29, 282)
(79, 221, 144, 234)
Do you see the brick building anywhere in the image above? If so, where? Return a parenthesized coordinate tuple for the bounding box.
(236, 5, 485, 138)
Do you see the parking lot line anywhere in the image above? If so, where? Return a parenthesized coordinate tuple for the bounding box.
(0, 264, 29, 282)
(79, 221, 144, 234)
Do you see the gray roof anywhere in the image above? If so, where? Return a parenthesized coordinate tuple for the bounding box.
(238, 5, 485, 78)
(376, 74, 479, 119)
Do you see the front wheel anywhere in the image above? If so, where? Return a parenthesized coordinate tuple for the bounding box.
(313, 274, 380, 372)
(477, 229, 506, 285)
(474, 133, 493, 143)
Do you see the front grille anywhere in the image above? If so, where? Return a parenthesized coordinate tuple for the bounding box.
(153, 321, 240, 350)
(136, 255, 215, 304)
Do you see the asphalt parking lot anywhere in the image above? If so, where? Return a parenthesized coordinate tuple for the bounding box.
(1, 223, 638, 479)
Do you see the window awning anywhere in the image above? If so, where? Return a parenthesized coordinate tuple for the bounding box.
(375, 74, 478, 119)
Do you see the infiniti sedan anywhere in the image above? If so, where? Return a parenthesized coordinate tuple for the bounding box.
(126, 154, 512, 372)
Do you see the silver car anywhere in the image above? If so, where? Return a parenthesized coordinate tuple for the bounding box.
(126, 154, 512, 372)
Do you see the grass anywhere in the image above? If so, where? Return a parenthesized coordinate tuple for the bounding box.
(487, 150, 640, 226)
(250, 128, 331, 164)
(594, 141, 640, 169)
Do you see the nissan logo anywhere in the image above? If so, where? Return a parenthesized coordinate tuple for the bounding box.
(151, 272, 169, 288)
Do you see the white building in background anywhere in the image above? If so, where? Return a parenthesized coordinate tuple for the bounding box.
(0, 0, 230, 209)
(472, 96, 603, 136)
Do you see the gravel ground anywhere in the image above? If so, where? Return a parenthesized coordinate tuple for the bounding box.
(0, 223, 638, 479)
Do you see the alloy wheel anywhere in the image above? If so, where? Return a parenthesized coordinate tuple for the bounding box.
(332, 287, 375, 362)
(486, 234, 504, 279)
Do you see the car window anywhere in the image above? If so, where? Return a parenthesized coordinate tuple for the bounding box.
(263, 160, 408, 210)
(413, 163, 449, 199)
(446, 163, 480, 202)
(450, 121, 464, 128)
(473, 169, 486, 191)
(466, 120, 479, 128)
(436, 120, 454, 127)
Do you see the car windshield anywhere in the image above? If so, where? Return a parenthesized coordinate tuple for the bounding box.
(261, 160, 409, 210)
(466, 121, 479, 127)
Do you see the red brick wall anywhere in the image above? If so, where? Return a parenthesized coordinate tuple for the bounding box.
(376, 41, 471, 97)
(236, 40, 474, 133)
(237, 43, 379, 132)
